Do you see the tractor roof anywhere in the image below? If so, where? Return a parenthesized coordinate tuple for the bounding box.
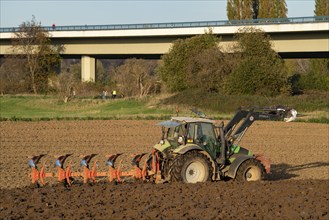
(157, 117, 215, 128)
(171, 117, 215, 124)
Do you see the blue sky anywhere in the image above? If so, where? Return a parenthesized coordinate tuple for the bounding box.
(1, 0, 316, 28)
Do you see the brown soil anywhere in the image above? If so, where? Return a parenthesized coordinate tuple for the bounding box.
(0, 120, 328, 219)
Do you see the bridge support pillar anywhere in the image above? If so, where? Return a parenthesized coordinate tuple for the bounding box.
(81, 56, 95, 82)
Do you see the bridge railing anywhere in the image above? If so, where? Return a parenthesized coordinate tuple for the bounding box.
(1, 16, 328, 33)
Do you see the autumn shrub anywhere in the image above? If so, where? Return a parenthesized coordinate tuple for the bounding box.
(224, 27, 290, 96)
(158, 30, 220, 92)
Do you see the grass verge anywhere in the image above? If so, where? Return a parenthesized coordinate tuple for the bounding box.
(0, 95, 173, 120)
(0, 93, 328, 123)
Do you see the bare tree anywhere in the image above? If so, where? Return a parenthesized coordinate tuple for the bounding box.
(49, 71, 77, 102)
(113, 58, 159, 97)
(10, 16, 63, 94)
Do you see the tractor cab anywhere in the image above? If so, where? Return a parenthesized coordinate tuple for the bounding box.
(156, 117, 220, 159)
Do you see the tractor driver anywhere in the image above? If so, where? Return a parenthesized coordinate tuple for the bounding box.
(174, 124, 187, 145)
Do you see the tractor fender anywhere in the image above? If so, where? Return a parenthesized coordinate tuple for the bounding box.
(226, 155, 254, 179)
(173, 144, 218, 181)
(173, 144, 204, 155)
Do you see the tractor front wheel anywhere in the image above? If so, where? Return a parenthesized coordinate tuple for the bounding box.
(171, 151, 212, 183)
(235, 158, 265, 181)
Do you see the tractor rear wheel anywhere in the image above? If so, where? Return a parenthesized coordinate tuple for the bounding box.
(235, 158, 265, 181)
(171, 151, 212, 183)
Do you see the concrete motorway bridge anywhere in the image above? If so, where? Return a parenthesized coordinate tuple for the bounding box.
(1, 16, 328, 82)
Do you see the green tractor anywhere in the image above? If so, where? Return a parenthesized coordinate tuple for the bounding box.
(27, 106, 297, 186)
(148, 106, 297, 183)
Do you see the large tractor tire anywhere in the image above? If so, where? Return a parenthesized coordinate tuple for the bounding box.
(171, 151, 212, 183)
(235, 158, 265, 181)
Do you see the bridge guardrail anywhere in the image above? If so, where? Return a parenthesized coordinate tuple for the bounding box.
(1, 16, 328, 33)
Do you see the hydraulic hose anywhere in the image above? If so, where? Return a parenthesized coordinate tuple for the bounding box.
(219, 123, 226, 165)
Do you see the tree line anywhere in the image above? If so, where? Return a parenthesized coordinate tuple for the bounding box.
(0, 0, 328, 98)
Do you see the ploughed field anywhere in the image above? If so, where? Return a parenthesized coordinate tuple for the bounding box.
(0, 120, 328, 219)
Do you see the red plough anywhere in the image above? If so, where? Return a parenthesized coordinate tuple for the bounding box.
(29, 151, 161, 187)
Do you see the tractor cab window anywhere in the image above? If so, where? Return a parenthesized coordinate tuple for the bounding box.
(197, 123, 216, 143)
(186, 122, 218, 158)
(200, 123, 217, 141)
(186, 122, 216, 143)
(167, 124, 187, 140)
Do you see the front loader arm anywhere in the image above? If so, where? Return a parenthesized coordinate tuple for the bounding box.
(224, 106, 296, 145)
